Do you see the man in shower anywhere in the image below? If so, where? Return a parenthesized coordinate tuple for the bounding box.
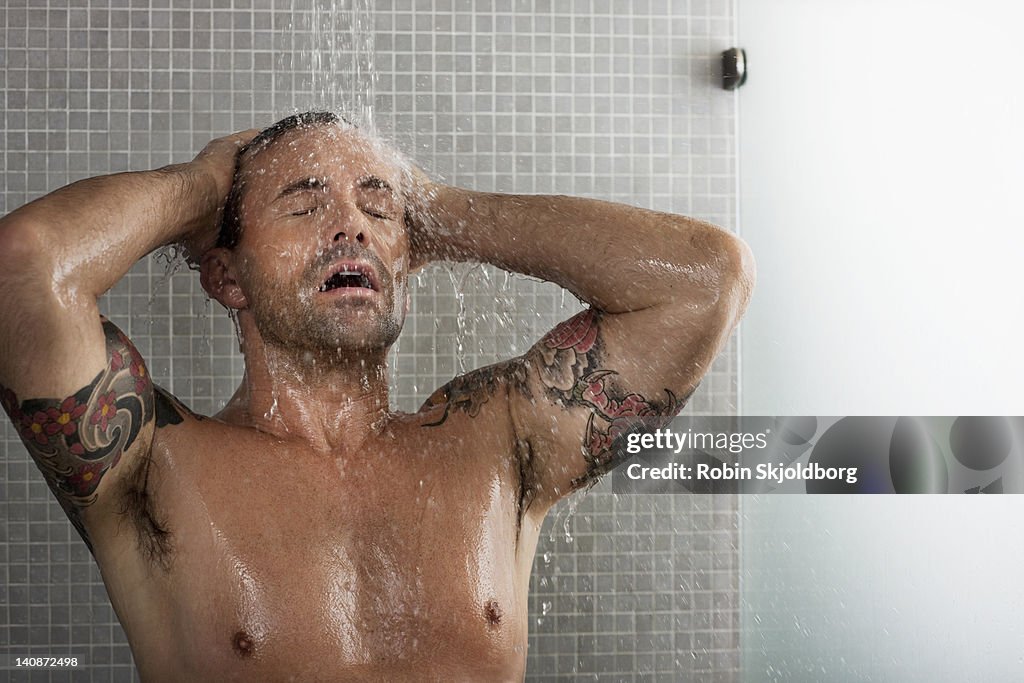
(0, 112, 753, 681)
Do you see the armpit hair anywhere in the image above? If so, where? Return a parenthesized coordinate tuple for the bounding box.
(116, 449, 174, 572)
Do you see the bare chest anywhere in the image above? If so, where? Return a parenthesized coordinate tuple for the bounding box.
(116, 422, 531, 682)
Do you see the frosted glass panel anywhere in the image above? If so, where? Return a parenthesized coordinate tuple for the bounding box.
(737, 0, 1024, 680)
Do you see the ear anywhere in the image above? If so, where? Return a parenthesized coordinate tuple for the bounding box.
(200, 248, 248, 310)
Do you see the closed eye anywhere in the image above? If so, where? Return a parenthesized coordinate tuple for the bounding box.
(362, 208, 393, 220)
(291, 206, 319, 216)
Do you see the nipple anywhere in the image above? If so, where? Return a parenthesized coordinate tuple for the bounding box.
(484, 600, 502, 627)
(232, 630, 254, 657)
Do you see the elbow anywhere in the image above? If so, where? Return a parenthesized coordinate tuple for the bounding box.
(0, 217, 41, 267)
(0, 218, 59, 291)
(686, 232, 755, 340)
(720, 233, 756, 318)
(672, 229, 754, 326)
(675, 226, 755, 318)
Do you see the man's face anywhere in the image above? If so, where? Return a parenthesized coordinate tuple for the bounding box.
(230, 124, 410, 357)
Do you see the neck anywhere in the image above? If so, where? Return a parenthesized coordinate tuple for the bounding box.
(218, 314, 392, 454)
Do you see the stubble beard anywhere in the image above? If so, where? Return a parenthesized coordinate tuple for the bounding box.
(244, 267, 407, 365)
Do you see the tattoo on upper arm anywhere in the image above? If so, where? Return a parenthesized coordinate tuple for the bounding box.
(419, 360, 536, 530)
(534, 308, 697, 490)
(419, 359, 530, 427)
(416, 308, 698, 508)
(0, 319, 154, 552)
(154, 385, 204, 427)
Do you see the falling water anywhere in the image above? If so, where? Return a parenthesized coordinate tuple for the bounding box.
(496, 270, 518, 353)
(305, 0, 378, 128)
(444, 264, 469, 375)
(123, 0, 637, 664)
(548, 489, 583, 546)
(152, 0, 597, 521)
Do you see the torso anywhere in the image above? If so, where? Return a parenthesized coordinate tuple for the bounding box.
(89, 390, 542, 682)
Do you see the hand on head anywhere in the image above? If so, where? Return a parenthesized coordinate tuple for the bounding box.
(182, 122, 444, 275)
(400, 162, 440, 272)
(181, 128, 261, 267)
(192, 128, 261, 196)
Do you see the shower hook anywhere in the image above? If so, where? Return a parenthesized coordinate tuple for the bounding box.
(721, 47, 747, 90)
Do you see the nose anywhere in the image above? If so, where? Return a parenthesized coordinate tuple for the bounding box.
(332, 228, 365, 245)
(326, 201, 371, 246)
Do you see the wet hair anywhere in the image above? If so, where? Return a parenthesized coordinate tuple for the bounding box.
(216, 110, 353, 250)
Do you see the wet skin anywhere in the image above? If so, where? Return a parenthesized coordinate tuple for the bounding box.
(98, 386, 537, 682)
(0, 122, 753, 681)
(111, 127, 541, 680)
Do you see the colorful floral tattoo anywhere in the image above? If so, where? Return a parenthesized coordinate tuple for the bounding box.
(535, 308, 695, 490)
(419, 359, 534, 526)
(420, 306, 696, 502)
(0, 318, 155, 553)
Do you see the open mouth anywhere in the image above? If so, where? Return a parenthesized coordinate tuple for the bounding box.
(320, 271, 373, 291)
(317, 262, 379, 293)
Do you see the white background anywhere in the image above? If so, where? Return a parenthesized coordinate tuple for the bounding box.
(738, 0, 1024, 416)
(737, 1, 1024, 680)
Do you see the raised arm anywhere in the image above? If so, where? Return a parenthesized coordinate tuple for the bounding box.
(409, 178, 754, 516)
(0, 130, 255, 552)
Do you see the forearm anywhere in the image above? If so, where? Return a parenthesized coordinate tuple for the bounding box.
(417, 184, 748, 314)
(0, 163, 219, 298)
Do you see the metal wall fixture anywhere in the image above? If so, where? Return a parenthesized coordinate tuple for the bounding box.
(722, 47, 748, 90)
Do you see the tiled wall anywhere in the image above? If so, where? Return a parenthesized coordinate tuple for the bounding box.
(1, 0, 739, 680)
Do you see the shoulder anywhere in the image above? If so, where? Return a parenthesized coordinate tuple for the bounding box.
(152, 384, 207, 428)
(417, 358, 532, 428)
(2, 315, 160, 554)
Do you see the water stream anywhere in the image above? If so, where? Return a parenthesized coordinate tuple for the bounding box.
(149, 0, 592, 626)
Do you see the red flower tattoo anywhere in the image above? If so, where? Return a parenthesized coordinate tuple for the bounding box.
(543, 308, 599, 353)
(615, 393, 658, 418)
(108, 340, 148, 392)
(578, 370, 658, 421)
(127, 348, 149, 393)
(539, 309, 601, 392)
(45, 397, 88, 437)
(67, 461, 105, 497)
(20, 410, 55, 445)
(90, 391, 118, 432)
(585, 414, 641, 460)
(570, 367, 689, 489)
(580, 372, 614, 415)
